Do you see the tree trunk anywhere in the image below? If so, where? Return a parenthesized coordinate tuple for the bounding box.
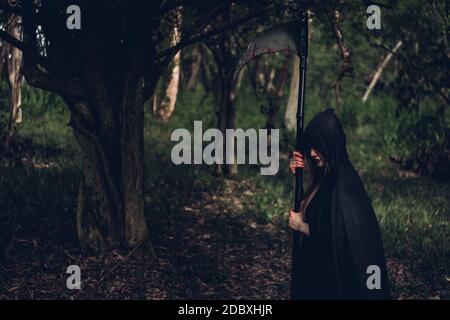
(70, 98, 150, 255)
(225, 75, 238, 177)
(335, 82, 341, 111)
(215, 81, 226, 176)
(186, 44, 202, 90)
(208, 32, 238, 177)
(265, 55, 290, 130)
(362, 40, 403, 102)
(3, 14, 23, 148)
(7, 45, 23, 128)
(65, 55, 153, 256)
(217, 38, 238, 178)
(199, 44, 213, 92)
(157, 11, 182, 121)
(121, 66, 149, 252)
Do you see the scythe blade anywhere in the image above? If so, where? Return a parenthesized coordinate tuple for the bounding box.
(234, 22, 301, 79)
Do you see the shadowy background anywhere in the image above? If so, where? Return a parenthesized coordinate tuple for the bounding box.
(0, 0, 448, 299)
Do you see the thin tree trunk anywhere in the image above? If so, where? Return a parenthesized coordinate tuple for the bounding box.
(158, 11, 182, 121)
(4, 14, 23, 147)
(7, 49, 23, 127)
(151, 93, 158, 115)
(225, 75, 238, 177)
(327, 9, 353, 88)
(335, 82, 341, 111)
(199, 43, 212, 92)
(186, 44, 202, 90)
(215, 80, 226, 176)
(266, 67, 276, 93)
(362, 40, 403, 102)
(217, 37, 238, 178)
(208, 32, 238, 177)
(266, 55, 290, 130)
(256, 60, 268, 88)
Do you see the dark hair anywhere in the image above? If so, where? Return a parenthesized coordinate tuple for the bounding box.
(300, 108, 347, 214)
(300, 149, 330, 214)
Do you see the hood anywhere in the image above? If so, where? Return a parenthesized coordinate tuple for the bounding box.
(303, 108, 350, 173)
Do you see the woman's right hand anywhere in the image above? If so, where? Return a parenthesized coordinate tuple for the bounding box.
(289, 209, 310, 236)
(289, 151, 305, 174)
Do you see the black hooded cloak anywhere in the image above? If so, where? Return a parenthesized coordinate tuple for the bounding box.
(291, 108, 391, 300)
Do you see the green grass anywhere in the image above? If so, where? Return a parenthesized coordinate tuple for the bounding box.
(0, 83, 448, 298)
(160, 85, 449, 296)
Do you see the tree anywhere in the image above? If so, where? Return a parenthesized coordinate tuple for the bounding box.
(186, 43, 202, 90)
(156, 9, 182, 121)
(264, 55, 290, 131)
(362, 40, 402, 103)
(0, 0, 276, 254)
(206, 32, 240, 177)
(0, 14, 23, 147)
(367, 0, 449, 178)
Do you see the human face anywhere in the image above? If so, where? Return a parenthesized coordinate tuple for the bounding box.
(310, 148, 325, 167)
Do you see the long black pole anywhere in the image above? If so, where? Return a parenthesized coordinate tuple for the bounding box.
(290, 7, 308, 300)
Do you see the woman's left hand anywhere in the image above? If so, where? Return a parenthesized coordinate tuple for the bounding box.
(288, 209, 310, 236)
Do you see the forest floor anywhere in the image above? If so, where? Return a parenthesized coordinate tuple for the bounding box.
(0, 109, 449, 300)
(0, 147, 448, 299)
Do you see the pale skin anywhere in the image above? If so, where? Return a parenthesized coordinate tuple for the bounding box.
(288, 148, 326, 236)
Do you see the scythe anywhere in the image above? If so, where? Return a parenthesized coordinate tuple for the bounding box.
(234, 9, 309, 299)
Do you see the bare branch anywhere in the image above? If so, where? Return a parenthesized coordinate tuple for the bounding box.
(0, 17, 47, 68)
(365, 38, 449, 106)
(362, 40, 402, 102)
(0, 29, 23, 50)
(325, 8, 353, 88)
(23, 65, 87, 100)
(182, 3, 227, 41)
(157, 11, 261, 60)
(145, 9, 263, 101)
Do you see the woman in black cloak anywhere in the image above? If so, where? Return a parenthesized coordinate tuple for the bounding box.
(288, 108, 391, 300)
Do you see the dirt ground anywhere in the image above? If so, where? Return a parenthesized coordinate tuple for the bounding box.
(0, 178, 446, 300)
